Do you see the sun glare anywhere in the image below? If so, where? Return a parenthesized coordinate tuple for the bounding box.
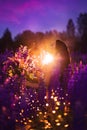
(42, 52, 54, 65)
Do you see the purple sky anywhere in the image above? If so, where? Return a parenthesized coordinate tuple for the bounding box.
(0, 0, 87, 38)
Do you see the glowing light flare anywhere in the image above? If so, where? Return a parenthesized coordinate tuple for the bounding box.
(42, 51, 54, 65)
(52, 110, 56, 114)
(64, 124, 69, 128)
(46, 103, 49, 107)
(56, 122, 61, 126)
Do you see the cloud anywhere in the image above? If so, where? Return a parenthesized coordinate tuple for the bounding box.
(0, 0, 87, 37)
(0, 0, 45, 23)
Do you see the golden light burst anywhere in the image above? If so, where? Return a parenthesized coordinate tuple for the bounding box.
(42, 51, 54, 65)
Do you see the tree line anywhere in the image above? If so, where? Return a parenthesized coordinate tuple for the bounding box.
(0, 13, 87, 55)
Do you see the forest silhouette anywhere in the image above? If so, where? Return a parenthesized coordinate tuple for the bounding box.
(0, 13, 87, 62)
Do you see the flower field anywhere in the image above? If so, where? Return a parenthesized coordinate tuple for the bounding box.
(0, 46, 87, 130)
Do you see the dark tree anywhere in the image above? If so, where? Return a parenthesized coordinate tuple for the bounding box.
(67, 19, 75, 37)
(14, 30, 35, 48)
(0, 28, 13, 52)
(77, 13, 87, 53)
(77, 13, 87, 37)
